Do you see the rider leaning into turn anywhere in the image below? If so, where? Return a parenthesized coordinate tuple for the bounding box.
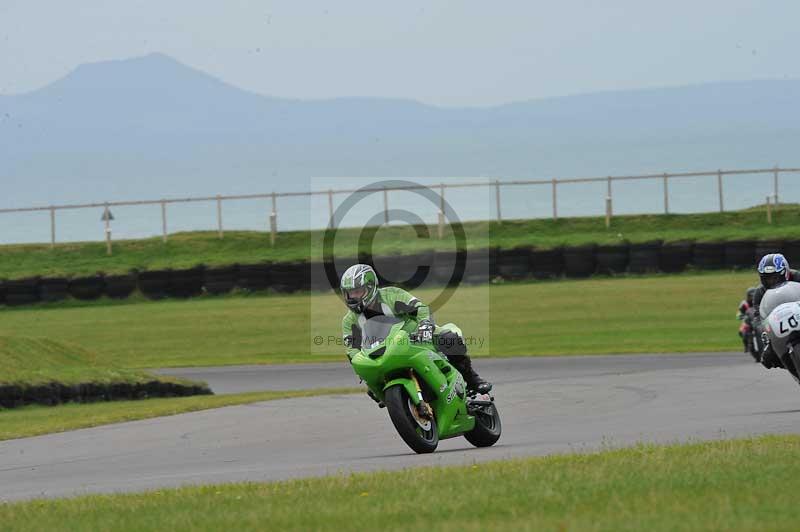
(753, 253, 800, 369)
(752, 253, 800, 319)
(339, 263, 492, 394)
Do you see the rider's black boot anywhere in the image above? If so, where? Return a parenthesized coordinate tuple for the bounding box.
(450, 355, 492, 394)
(436, 331, 492, 393)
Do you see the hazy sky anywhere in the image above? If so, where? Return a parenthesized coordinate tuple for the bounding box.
(1, 1, 796, 106)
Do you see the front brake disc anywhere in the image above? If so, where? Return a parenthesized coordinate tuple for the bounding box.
(408, 398, 432, 430)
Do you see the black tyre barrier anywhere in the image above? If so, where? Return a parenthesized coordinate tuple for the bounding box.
(496, 247, 532, 281)
(659, 241, 693, 272)
(236, 263, 271, 292)
(138, 270, 171, 299)
(168, 267, 205, 298)
(411, 250, 440, 289)
(292, 262, 312, 292)
(724, 240, 756, 269)
(782, 239, 800, 263)
(4, 278, 40, 306)
(332, 256, 360, 277)
(9, 235, 799, 309)
(595, 244, 629, 274)
(373, 251, 436, 288)
(203, 265, 239, 295)
(313, 256, 358, 293)
(755, 239, 785, 262)
(270, 262, 309, 293)
(68, 276, 106, 301)
(39, 277, 70, 302)
(489, 247, 499, 277)
(106, 274, 138, 299)
(0, 380, 212, 409)
(0, 282, 5, 305)
(309, 262, 335, 293)
(692, 242, 726, 270)
(357, 250, 373, 270)
(530, 248, 564, 279)
(563, 245, 596, 278)
(431, 250, 461, 286)
(370, 254, 395, 286)
(628, 241, 662, 274)
(462, 248, 495, 284)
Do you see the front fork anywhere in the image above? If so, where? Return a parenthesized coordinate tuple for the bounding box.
(410, 370, 434, 419)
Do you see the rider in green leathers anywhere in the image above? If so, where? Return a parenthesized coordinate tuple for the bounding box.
(340, 263, 492, 394)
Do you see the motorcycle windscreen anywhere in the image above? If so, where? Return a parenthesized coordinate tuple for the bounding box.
(766, 301, 800, 355)
(362, 315, 403, 350)
(760, 281, 800, 319)
(762, 282, 800, 355)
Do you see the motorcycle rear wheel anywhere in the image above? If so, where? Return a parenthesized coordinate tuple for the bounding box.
(385, 385, 438, 454)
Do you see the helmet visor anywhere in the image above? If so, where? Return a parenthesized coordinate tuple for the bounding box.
(344, 287, 368, 302)
(761, 272, 786, 289)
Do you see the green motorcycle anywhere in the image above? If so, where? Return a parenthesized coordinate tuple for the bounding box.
(351, 316, 501, 454)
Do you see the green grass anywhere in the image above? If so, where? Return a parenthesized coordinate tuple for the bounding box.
(0, 387, 362, 441)
(2, 206, 799, 279)
(0, 335, 186, 387)
(1, 435, 797, 531)
(0, 271, 747, 367)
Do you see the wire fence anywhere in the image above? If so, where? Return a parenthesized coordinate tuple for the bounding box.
(2, 166, 797, 249)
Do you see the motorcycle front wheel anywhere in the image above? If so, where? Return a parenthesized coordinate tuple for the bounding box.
(464, 402, 502, 448)
(385, 385, 438, 454)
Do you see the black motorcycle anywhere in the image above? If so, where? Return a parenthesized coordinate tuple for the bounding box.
(740, 307, 763, 363)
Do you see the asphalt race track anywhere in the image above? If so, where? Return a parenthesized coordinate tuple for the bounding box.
(2, 353, 799, 501)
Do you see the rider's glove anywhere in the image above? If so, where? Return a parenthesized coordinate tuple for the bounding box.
(416, 320, 435, 343)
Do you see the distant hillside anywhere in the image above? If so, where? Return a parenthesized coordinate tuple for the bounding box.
(1, 53, 798, 210)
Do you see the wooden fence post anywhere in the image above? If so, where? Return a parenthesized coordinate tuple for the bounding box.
(161, 201, 168, 243)
(495, 179, 502, 222)
(766, 196, 773, 224)
(269, 192, 277, 246)
(383, 186, 389, 224)
(327, 189, 334, 227)
(438, 183, 445, 239)
(50, 207, 56, 248)
(104, 204, 113, 255)
(216, 195, 224, 239)
(551, 178, 558, 220)
(774, 166, 780, 206)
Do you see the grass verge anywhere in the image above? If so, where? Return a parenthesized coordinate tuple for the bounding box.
(0, 336, 170, 386)
(0, 435, 797, 531)
(0, 271, 749, 367)
(1, 205, 798, 279)
(0, 387, 362, 441)
(0, 336, 209, 407)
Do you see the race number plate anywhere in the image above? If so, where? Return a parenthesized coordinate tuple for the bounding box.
(767, 302, 800, 338)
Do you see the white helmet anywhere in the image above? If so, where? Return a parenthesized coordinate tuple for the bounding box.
(340, 264, 378, 313)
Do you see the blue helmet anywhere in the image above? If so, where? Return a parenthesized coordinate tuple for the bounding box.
(758, 253, 790, 289)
